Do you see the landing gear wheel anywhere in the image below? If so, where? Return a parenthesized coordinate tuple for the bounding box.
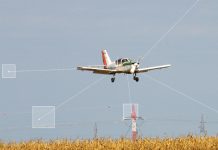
(133, 76, 139, 82)
(111, 77, 115, 83)
(135, 77, 139, 82)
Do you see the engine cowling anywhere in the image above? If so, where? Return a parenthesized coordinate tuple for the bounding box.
(130, 63, 139, 74)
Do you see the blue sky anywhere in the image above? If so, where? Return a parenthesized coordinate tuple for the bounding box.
(0, 0, 218, 141)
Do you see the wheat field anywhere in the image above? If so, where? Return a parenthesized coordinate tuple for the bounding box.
(1, 136, 218, 150)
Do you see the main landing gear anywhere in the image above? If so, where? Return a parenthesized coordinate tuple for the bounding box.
(111, 74, 115, 83)
(111, 74, 139, 83)
(133, 74, 139, 82)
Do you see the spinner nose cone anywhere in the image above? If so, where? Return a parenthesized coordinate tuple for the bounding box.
(133, 62, 139, 69)
(135, 63, 139, 68)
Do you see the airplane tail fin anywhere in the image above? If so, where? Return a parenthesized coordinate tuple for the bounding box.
(102, 50, 112, 67)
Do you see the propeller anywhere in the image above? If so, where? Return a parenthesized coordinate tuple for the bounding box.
(134, 57, 142, 68)
(136, 56, 144, 65)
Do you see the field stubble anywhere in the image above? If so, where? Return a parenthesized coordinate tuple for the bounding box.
(1, 136, 218, 150)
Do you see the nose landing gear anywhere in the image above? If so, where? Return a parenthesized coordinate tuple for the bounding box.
(133, 74, 139, 82)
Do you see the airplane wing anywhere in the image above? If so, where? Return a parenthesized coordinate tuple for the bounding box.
(135, 64, 171, 73)
(77, 66, 118, 74)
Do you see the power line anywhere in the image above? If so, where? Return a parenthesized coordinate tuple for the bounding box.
(37, 76, 106, 121)
(126, 75, 132, 103)
(9, 67, 76, 73)
(145, 74, 218, 114)
(141, 0, 200, 61)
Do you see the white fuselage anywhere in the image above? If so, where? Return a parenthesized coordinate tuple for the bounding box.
(106, 58, 139, 74)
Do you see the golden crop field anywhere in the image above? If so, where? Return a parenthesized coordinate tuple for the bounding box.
(1, 136, 218, 150)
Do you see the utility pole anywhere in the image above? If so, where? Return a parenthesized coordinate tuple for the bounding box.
(123, 103, 143, 141)
(131, 104, 137, 141)
(199, 114, 207, 136)
(94, 122, 98, 139)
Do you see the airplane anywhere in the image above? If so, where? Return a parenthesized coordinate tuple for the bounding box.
(77, 50, 171, 83)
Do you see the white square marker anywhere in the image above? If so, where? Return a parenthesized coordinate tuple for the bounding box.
(2, 64, 16, 79)
(123, 103, 139, 120)
(32, 106, 55, 128)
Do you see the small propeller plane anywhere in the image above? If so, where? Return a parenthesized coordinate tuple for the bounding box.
(77, 50, 171, 82)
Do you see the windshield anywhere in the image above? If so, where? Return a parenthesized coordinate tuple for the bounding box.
(122, 59, 129, 63)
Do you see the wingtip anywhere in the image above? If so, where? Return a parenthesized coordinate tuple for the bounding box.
(77, 66, 82, 70)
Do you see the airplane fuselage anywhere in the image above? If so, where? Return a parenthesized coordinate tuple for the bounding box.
(106, 58, 139, 74)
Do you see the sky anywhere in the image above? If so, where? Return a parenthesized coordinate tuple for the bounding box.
(0, 0, 218, 141)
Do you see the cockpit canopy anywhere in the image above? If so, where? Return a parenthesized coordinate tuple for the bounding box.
(116, 58, 132, 65)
